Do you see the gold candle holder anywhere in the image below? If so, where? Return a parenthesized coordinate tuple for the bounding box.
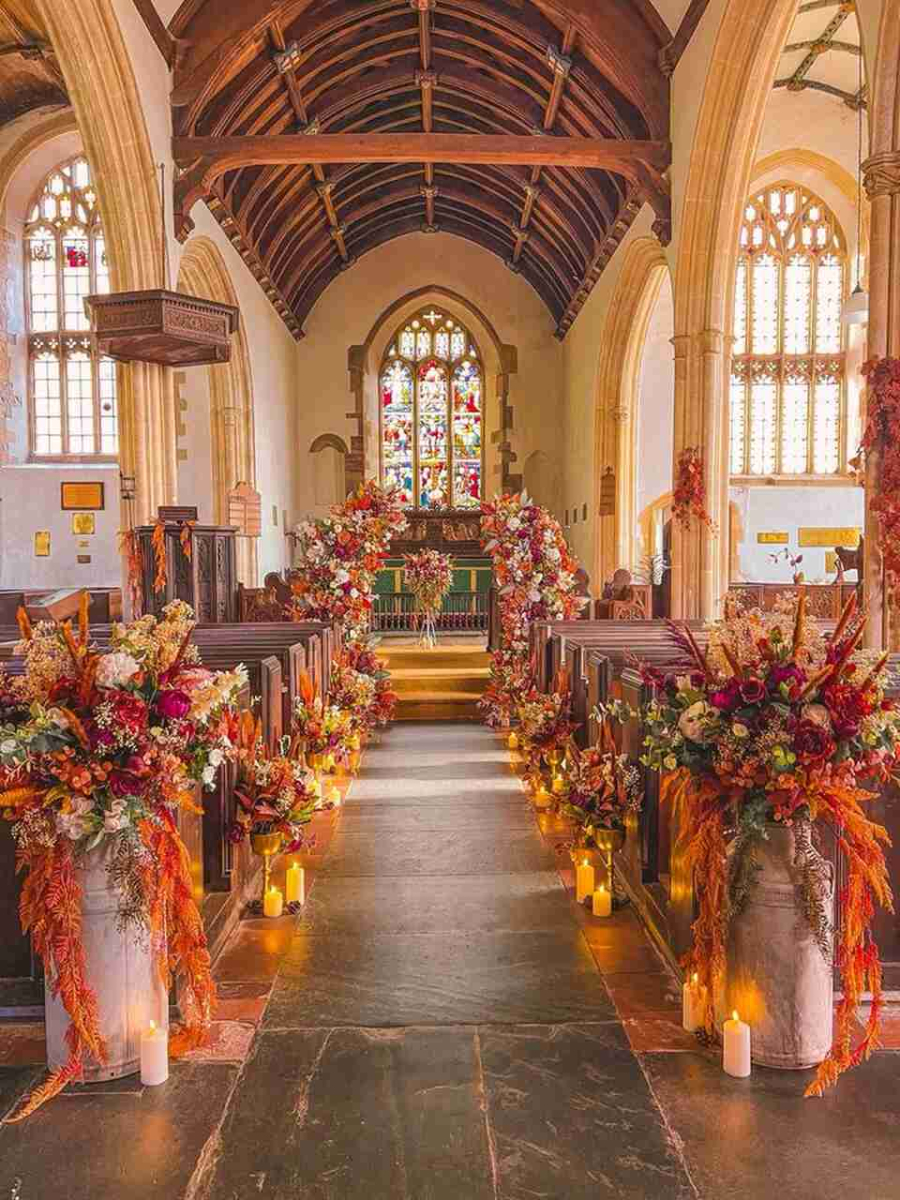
(250, 831, 284, 910)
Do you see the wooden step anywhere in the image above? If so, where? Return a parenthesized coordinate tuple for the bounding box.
(390, 667, 490, 696)
(395, 691, 483, 721)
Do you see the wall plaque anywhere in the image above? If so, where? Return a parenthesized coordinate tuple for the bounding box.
(34, 531, 50, 557)
(798, 527, 861, 548)
(76, 554, 92, 564)
(71, 512, 95, 535)
(228, 482, 262, 537)
(61, 481, 104, 511)
(757, 531, 789, 545)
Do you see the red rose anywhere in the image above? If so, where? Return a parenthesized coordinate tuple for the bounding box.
(740, 679, 766, 705)
(156, 689, 191, 720)
(794, 719, 835, 763)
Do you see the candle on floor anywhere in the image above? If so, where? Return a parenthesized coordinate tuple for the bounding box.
(592, 885, 612, 917)
(534, 786, 551, 809)
(682, 972, 706, 1033)
(286, 863, 305, 905)
(723, 1010, 751, 1078)
(140, 1020, 169, 1086)
(263, 886, 284, 919)
(575, 857, 595, 903)
(508, 731, 519, 750)
(552, 775, 566, 795)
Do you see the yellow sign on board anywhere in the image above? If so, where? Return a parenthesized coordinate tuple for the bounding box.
(34, 531, 50, 557)
(757, 531, 789, 545)
(825, 551, 839, 574)
(798, 527, 861, 548)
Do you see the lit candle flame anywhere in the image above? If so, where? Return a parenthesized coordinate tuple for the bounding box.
(149, 1020, 156, 1033)
(692, 972, 698, 985)
(732, 1010, 739, 1023)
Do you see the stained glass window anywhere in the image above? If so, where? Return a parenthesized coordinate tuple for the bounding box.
(380, 309, 483, 508)
(730, 184, 846, 477)
(25, 156, 117, 459)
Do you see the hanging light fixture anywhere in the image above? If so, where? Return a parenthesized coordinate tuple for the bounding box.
(843, 35, 869, 326)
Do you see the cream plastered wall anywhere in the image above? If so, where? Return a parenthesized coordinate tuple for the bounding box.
(294, 231, 564, 521)
(635, 275, 675, 561)
(106, 2, 297, 579)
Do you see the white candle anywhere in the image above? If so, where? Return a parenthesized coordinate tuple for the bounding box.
(533, 786, 551, 809)
(592, 885, 612, 917)
(723, 1010, 751, 1078)
(508, 731, 519, 750)
(140, 1020, 168, 1087)
(327, 785, 342, 806)
(682, 973, 706, 1033)
(552, 775, 566, 795)
(285, 863, 305, 905)
(263, 886, 284, 919)
(575, 858, 595, 903)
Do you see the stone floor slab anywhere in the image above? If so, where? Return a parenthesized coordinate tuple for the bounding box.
(480, 1022, 695, 1200)
(644, 1049, 900, 1200)
(297, 872, 574, 936)
(0, 1062, 237, 1200)
(199, 1026, 496, 1200)
(265, 929, 618, 1028)
(320, 824, 556, 877)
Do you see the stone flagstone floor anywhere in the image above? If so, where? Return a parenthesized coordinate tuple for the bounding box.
(1, 721, 900, 1198)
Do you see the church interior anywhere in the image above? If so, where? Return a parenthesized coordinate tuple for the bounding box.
(1, 0, 900, 1196)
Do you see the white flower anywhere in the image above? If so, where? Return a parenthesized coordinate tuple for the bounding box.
(732, 722, 750, 739)
(104, 800, 129, 833)
(208, 747, 225, 767)
(202, 765, 217, 786)
(678, 700, 714, 744)
(96, 651, 141, 689)
(0, 737, 17, 755)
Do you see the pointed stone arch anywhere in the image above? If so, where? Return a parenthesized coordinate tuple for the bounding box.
(593, 237, 670, 587)
(349, 285, 518, 498)
(177, 236, 258, 584)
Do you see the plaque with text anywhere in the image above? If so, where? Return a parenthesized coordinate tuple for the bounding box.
(798, 527, 861, 548)
(61, 481, 105, 511)
(757, 531, 788, 544)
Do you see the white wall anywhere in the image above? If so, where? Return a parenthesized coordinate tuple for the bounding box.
(0, 464, 120, 587)
(731, 485, 864, 582)
(635, 275, 675, 556)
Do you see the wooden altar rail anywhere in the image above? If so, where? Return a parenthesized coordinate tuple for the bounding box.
(529, 620, 900, 991)
(372, 591, 488, 634)
(0, 618, 338, 1011)
(728, 582, 857, 618)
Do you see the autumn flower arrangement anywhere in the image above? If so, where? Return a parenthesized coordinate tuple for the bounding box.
(672, 446, 716, 532)
(404, 549, 453, 646)
(229, 713, 319, 852)
(292, 672, 352, 760)
(856, 356, 900, 600)
(517, 681, 578, 788)
(0, 598, 244, 1119)
(342, 638, 397, 728)
(561, 714, 641, 849)
(638, 591, 897, 1095)
(291, 479, 408, 639)
(329, 653, 377, 737)
(480, 492, 586, 727)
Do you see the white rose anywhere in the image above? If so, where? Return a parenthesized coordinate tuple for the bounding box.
(678, 700, 714, 744)
(96, 651, 140, 689)
(732, 722, 750, 739)
(202, 765, 216, 786)
(0, 738, 17, 755)
(208, 747, 224, 767)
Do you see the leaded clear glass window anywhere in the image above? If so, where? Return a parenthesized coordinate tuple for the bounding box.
(380, 309, 483, 508)
(25, 156, 117, 459)
(730, 184, 846, 477)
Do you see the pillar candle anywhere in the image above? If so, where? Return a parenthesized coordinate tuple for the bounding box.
(723, 1011, 751, 1078)
(508, 731, 519, 750)
(140, 1020, 169, 1087)
(592, 885, 612, 917)
(682, 973, 706, 1033)
(552, 775, 566, 795)
(286, 863, 305, 905)
(534, 786, 551, 809)
(324, 753, 336, 773)
(575, 858, 595, 903)
(263, 886, 284, 919)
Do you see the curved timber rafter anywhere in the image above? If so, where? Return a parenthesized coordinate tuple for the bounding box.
(168, 0, 670, 338)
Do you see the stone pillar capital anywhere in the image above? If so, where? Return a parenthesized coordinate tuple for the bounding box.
(863, 151, 900, 199)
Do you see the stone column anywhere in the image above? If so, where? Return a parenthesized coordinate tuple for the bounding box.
(670, 330, 730, 619)
(861, 0, 900, 648)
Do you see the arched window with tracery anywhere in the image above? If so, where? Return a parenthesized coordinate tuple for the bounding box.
(380, 308, 483, 508)
(25, 156, 117, 459)
(730, 183, 847, 478)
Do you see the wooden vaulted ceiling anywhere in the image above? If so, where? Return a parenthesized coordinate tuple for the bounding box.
(169, 0, 672, 339)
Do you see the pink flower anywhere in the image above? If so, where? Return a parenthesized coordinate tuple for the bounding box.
(156, 689, 191, 720)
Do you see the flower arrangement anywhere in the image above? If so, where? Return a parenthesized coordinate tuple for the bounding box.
(404, 549, 453, 646)
(342, 638, 397, 728)
(329, 654, 377, 737)
(672, 446, 716, 533)
(516, 680, 578, 790)
(480, 492, 586, 727)
(291, 480, 408, 639)
(292, 672, 352, 759)
(561, 714, 641, 848)
(230, 713, 319, 852)
(856, 356, 900, 600)
(0, 598, 244, 1119)
(637, 592, 897, 1095)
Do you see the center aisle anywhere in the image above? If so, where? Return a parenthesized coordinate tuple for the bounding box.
(202, 723, 695, 1199)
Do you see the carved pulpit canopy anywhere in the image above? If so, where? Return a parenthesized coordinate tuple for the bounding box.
(84, 289, 239, 366)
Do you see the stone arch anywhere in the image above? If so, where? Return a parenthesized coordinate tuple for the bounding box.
(33, 0, 173, 527)
(350, 285, 517, 500)
(309, 434, 348, 509)
(309, 433, 350, 455)
(177, 236, 258, 584)
(593, 237, 669, 586)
